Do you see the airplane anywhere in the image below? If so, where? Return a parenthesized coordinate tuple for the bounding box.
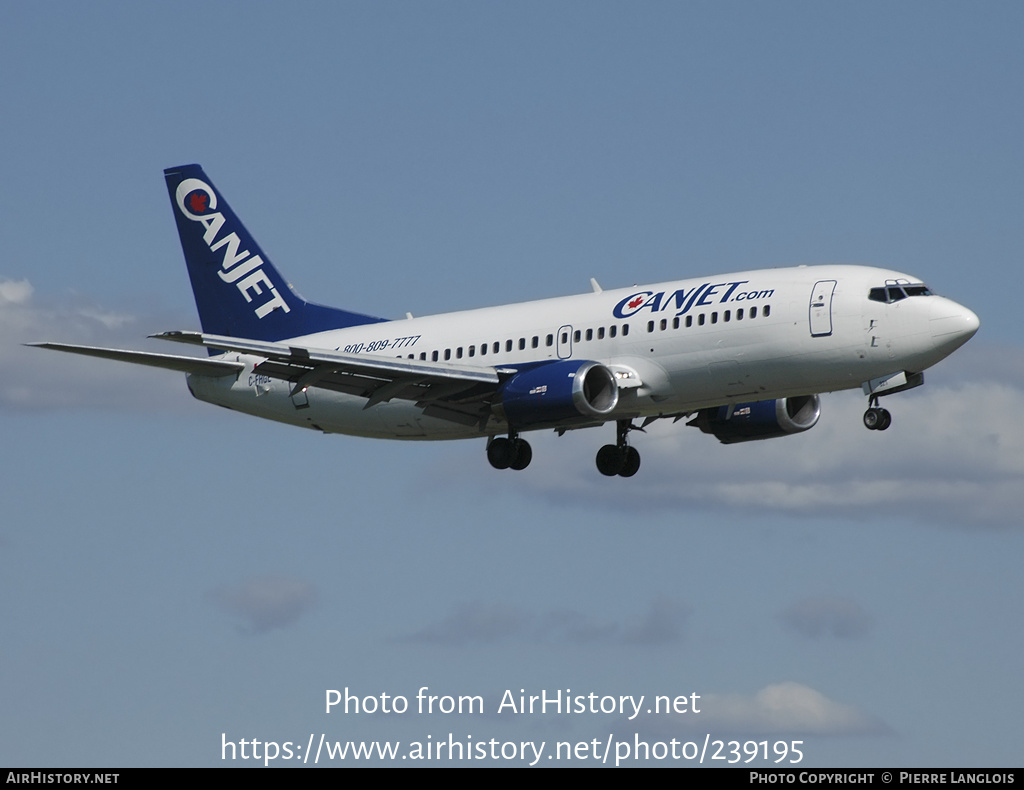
(32, 164, 980, 477)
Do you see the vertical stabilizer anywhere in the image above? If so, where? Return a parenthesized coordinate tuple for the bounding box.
(164, 164, 386, 341)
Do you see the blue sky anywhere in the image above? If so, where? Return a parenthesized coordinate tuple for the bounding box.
(2, 2, 1022, 767)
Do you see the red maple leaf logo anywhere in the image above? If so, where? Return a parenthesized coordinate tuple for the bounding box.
(628, 296, 644, 309)
(189, 192, 208, 213)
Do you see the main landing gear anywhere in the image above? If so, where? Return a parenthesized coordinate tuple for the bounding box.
(487, 420, 643, 477)
(863, 395, 892, 431)
(487, 434, 533, 470)
(596, 419, 641, 477)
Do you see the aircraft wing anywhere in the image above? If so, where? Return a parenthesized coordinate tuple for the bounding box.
(153, 331, 508, 426)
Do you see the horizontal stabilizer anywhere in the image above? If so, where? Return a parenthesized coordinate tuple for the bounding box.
(27, 342, 245, 377)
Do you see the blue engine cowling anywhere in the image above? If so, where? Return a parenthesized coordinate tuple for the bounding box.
(689, 395, 821, 444)
(495, 360, 619, 430)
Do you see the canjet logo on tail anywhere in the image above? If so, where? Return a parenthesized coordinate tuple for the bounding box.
(174, 178, 291, 319)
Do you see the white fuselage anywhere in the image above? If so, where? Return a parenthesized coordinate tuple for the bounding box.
(186, 264, 979, 439)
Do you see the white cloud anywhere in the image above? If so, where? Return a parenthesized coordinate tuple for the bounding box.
(0, 279, 33, 304)
(0, 277, 199, 412)
(700, 682, 889, 736)
(75, 306, 134, 330)
(634, 682, 888, 739)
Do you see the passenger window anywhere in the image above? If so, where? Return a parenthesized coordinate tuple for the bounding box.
(622, 324, 629, 336)
(660, 319, 667, 331)
(698, 314, 705, 326)
(711, 312, 718, 324)
(598, 327, 605, 340)
(724, 310, 730, 322)
(546, 334, 553, 347)
(518, 338, 526, 350)
(647, 321, 655, 333)
(686, 315, 693, 328)
(586, 329, 593, 341)
(432, 350, 439, 362)
(609, 325, 617, 338)
(764, 305, 771, 317)
(750, 307, 757, 318)
(737, 308, 744, 320)
(531, 336, 539, 349)
(574, 330, 581, 342)
(456, 347, 463, 359)
(444, 349, 451, 360)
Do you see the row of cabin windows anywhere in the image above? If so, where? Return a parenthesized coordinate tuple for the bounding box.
(403, 305, 772, 361)
(411, 323, 632, 362)
(646, 304, 770, 332)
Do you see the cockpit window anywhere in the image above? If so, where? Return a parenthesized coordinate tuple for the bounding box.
(868, 282, 933, 303)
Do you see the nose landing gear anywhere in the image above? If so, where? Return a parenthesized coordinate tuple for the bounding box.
(863, 396, 892, 431)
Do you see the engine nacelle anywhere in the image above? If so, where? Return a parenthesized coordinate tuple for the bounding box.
(689, 395, 821, 444)
(495, 360, 619, 430)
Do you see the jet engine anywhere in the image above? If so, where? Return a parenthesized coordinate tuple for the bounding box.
(689, 395, 821, 444)
(495, 360, 619, 429)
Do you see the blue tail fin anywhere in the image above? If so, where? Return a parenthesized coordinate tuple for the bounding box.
(164, 164, 386, 341)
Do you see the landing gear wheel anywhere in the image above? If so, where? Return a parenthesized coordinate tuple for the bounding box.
(619, 446, 641, 478)
(509, 439, 532, 470)
(488, 436, 532, 470)
(863, 407, 892, 431)
(487, 437, 513, 469)
(596, 419, 644, 477)
(596, 444, 625, 476)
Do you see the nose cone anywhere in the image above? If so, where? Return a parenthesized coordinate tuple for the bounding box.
(930, 298, 980, 353)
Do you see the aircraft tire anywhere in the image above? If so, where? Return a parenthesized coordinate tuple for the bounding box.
(619, 446, 641, 477)
(510, 439, 532, 470)
(487, 437, 514, 469)
(876, 409, 892, 431)
(863, 408, 881, 430)
(596, 444, 625, 476)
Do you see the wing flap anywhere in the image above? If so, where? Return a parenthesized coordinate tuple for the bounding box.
(152, 331, 504, 417)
